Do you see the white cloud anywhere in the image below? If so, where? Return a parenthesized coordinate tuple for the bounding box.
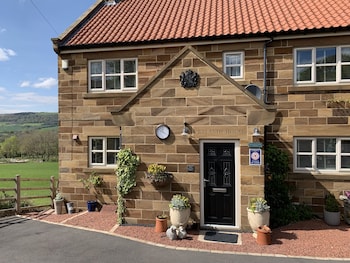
(0, 48, 16, 61)
(20, 77, 58, 89)
(13, 92, 57, 105)
(0, 86, 6, 92)
(20, 81, 31, 88)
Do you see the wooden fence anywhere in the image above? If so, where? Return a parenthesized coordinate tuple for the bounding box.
(0, 175, 56, 214)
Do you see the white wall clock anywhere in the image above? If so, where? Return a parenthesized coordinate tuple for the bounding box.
(155, 124, 170, 140)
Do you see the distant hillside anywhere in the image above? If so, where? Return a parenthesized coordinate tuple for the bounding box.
(0, 112, 58, 141)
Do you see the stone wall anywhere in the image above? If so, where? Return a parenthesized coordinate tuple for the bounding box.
(57, 35, 350, 227)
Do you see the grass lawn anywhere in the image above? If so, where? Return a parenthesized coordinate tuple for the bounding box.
(0, 161, 58, 207)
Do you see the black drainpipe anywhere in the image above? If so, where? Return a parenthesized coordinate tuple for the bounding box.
(263, 38, 273, 104)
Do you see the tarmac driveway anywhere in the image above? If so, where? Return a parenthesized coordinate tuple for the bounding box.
(0, 216, 342, 263)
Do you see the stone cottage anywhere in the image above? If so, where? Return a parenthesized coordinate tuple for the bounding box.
(52, 0, 350, 230)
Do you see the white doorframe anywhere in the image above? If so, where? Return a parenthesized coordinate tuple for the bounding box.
(199, 139, 241, 230)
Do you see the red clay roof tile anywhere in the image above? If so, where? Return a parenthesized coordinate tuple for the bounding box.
(61, 0, 350, 48)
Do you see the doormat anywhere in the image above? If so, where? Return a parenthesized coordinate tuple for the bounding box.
(203, 231, 239, 244)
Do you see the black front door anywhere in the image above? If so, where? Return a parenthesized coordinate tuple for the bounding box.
(203, 142, 235, 225)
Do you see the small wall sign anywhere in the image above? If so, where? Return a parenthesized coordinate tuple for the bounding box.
(249, 148, 261, 165)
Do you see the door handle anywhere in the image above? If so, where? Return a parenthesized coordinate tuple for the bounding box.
(203, 178, 209, 183)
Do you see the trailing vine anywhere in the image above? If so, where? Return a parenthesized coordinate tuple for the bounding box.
(115, 148, 140, 224)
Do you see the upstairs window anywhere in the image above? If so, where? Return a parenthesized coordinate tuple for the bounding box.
(223, 52, 243, 78)
(295, 46, 350, 84)
(294, 137, 350, 173)
(89, 59, 137, 92)
(89, 137, 120, 166)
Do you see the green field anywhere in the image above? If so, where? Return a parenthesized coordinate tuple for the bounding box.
(0, 161, 58, 206)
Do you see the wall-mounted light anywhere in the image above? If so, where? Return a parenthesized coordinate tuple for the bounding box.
(72, 134, 79, 141)
(62, 59, 69, 70)
(252, 128, 261, 137)
(181, 122, 191, 137)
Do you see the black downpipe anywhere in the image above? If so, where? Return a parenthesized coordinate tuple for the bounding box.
(263, 38, 273, 104)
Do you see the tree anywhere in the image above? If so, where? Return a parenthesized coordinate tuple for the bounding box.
(0, 136, 19, 158)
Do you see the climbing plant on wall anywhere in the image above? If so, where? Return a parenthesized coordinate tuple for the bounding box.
(265, 144, 312, 228)
(115, 148, 140, 224)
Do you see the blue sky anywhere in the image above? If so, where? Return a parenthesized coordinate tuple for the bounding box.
(0, 0, 97, 113)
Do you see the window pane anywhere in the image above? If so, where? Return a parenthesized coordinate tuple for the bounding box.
(297, 155, 312, 168)
(92, 152, 103, 164)
(107, 152, 117, 164)
(341, 140, 350, 153)
(296, 50, 312, 64)
(226, 66, 241, 77)
(297, 139, 312, 152)
(91, 76, 102, 89)
(317, 138, 336, 152)
(107, 138, 119, 150)
(106, 60, 120, 74)
(91, 62, 102, 74)
(341, 156, 350, 168)
(316, 47, 336, 64)
(92, 139, 103, 150)
(124, 75, 136, 88)
(226, 54, 241, 65)
(317, 155, 336, 169)
(106, 76, 120, 90)
(124, 60, 136, 73)
(341, 47, 350, 62)
(316, 66, 336, 82)
(297, 67, 311, 81)
(342, 65, 350, 79)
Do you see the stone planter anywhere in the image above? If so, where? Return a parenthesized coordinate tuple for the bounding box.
(170, 207, 190, 228)
(53, 199, 64, 214)
(247, 208, 270, 235)
(324, 210, 340, 226)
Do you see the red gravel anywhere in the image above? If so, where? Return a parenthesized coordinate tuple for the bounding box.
(21, 208, 350, 260)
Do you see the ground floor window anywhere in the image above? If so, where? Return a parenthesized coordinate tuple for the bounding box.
(294, 137, 350, 173)
(89, 137, 120, 166)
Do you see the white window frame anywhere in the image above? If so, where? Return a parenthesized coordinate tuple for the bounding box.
(294, 46, 350, 85)
(88, 58, 138, 92)
(89, 137, 120, 167)
(294, 137, 350, 174)
(223, 52, 244, 79)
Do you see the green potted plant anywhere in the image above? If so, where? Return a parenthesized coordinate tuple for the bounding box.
(324, 193, 340, 226)
(247, 197, 270, 235)
(169, 194, 191, 228)
(145, 163, 173, 186)
(80, 171, 103, 212)
(53, 192, 64, 214)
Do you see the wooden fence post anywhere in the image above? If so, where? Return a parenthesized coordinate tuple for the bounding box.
(15, 175, 21, 214)
(50, 176, 56, 209)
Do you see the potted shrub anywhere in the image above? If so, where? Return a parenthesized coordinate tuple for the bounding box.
(169, 194, 191, 228)
(155, 214, 168, 233)
(80, 171, 103, 212)
(53, 192, 64, 214)
(247, 197, 270, 235)
(146, 163, 173, 187)
(324, 193, 340, 226)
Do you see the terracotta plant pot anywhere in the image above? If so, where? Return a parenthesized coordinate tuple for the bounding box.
(155, 216, 168, 233)
(256, 225, 272, 245)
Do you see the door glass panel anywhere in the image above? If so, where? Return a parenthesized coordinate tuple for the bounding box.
(223, 162, 231, 185)
(208, 162, 216, 185)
